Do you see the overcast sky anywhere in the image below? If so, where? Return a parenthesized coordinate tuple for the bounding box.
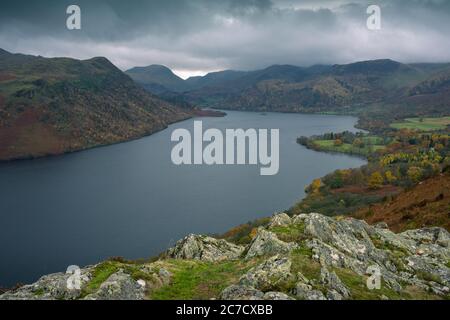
(1, 0, 450, 78)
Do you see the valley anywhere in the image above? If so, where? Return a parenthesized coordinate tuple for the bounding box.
(1, 49, 449, 300)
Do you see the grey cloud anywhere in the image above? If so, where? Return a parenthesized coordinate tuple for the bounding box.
(0, 0, 449, 76)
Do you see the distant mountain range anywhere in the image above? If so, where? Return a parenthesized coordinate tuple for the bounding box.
(0, 49, 190, 161)
(2, 48, 450, 161)
(126, 60, 450, 119)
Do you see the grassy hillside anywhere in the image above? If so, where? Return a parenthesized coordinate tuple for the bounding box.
(0, 49, 191, 161)
(354, 172, 450, 232)
(391, 117, 450, 131)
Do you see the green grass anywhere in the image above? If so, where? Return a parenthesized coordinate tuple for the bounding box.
(290, 247, 321, 280)
(313, 140, 384, 156)
(391, 117, 450, 131)
(33, 288, 45, 297)
(80, 261, 120, 298)
(333, 268, 404, 300)
(270, 222, 307, 243)
(416, 270, 444, 285)
(150, 259, 256, 300)
(362, 136, 384, 145)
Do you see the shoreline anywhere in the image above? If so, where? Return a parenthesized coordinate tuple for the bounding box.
(0, 109, 229, 164)
(0, 110, 368, 289)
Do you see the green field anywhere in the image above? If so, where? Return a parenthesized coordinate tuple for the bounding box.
(313, 140, 384, 156)
(391, 117, 450, 131)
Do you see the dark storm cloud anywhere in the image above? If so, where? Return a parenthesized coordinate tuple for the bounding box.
(0, 0, 449, 77)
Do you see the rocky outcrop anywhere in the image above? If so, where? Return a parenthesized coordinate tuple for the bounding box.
(296, 213, 450, 295)
(220, 285, 294, 301)
(0, 264, 165, 301)
(166, 234, 245, 262)
(245, 229, 298, 259)
(319, 266, 351, 300)
(268, 212, 292, 228)
(0, 266, 93, 300)
(2, 212, 449, 300)
(294, 282, 326, 300)
(239, 255, 295, 291)
(221, 213, 450, 300)
(84, 270, 145, 300)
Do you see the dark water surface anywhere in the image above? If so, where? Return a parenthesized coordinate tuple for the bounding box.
(0, 111, 366, 286)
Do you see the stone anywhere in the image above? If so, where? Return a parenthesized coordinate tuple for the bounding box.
(263, 291, 295, 300)
(0, 266, 92, 300)
(239, 255, 294, 291)
(374, 222, 389, 229)
(167, 234, 244, 262)
(220, 285, 264, 300)
(294, 282, 326, 300)
(245, 229, 297, 259)
(268, 213, 292, 228)
(83, 270, 145, 300)
(320, 266, 350, 299)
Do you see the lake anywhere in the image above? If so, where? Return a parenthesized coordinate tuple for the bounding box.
(0, 111, 366, 287)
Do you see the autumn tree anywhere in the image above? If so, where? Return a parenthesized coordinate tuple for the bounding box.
(353, 138, 364, 148)
(368, 172, 384, 189)
(385, 170, 397, 184)
(307, 178, 322, 194)
(334, 139, 343, 146)
(407, 166, 422, 183)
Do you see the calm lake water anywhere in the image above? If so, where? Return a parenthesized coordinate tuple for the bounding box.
(0, 111, 366, 287)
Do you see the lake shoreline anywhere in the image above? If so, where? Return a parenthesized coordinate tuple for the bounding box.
(0, 110, 366, 288)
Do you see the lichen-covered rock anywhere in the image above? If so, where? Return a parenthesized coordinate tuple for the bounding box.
(297, 213, 450, 294)
(2, 212, 449, 301)
(220, 285, 264, 300)
(245, 229, 298, 259)
(0, 266, 93, 300)
(220, 285, 295, 300)
(239, 255, 294, 291)
(294, 282, 326, 300)
(263, 291, 295, 300)
(166, 234, 244, 262)
(320, 266, 350, 299)
(268, 213, 292, 228)
(158, 268, 172, 285)
(84, 270, 145, 300)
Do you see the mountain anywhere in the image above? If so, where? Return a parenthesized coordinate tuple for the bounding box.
(192, 59, 430, 112)
(125, 64, 188, 94)
(0, 49, 190, 161)
(185, 70, 247, 90)
(128, 60, 450, 118)
(1, 212, 448, 300)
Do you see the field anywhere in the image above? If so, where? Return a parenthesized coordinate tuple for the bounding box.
(390, 117, 450, 131)
(313, 139, 384, 156)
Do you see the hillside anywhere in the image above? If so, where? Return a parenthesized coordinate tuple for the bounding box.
(1, 212, 448, 300)
(125, 65, 188, 94)
(127, 59, 450, 120)
(354, 172, 450, 233)
(0, 50, 191, 161)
